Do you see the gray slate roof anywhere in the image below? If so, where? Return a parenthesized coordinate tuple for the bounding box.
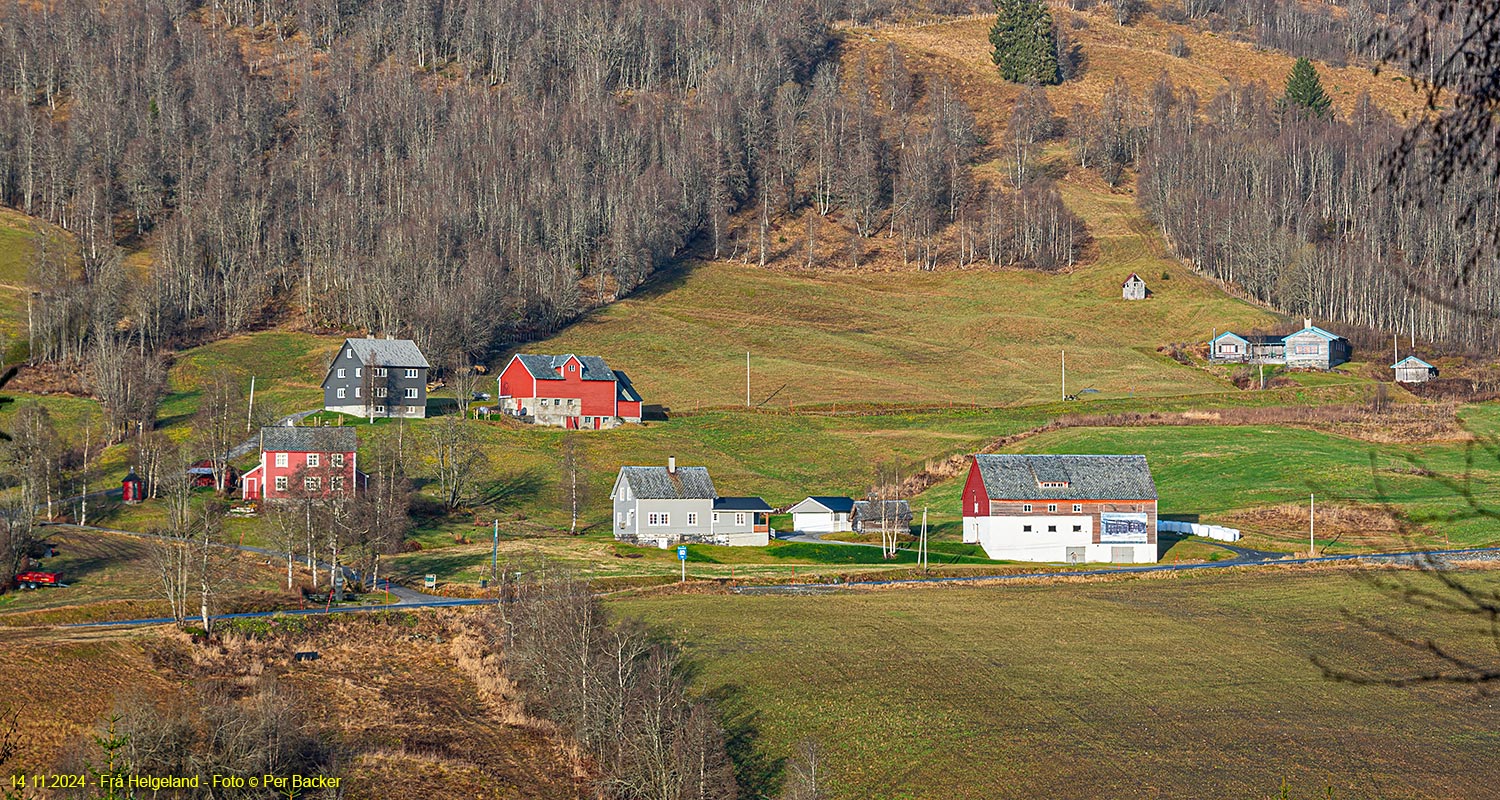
(345, 338, 430, 368)
(617, 466, 716, 500)
(972, 455, 1157, 501)
(515, 354, 617, 382)
(791, 496, 856, 514)
(712, 496, 773, 512)
(852, 499, 913, 522)
(259, 426, 358, 453)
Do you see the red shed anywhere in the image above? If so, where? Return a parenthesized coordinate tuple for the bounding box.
(121, 469, 145, 505)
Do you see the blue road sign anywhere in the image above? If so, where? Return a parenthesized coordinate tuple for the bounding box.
(677, 545, 688, 561)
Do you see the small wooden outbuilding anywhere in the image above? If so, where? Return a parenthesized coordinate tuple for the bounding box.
(1121, 273, 1148, 301)
(121, 469, 144, 505)
(1392, 355, 1437, 384)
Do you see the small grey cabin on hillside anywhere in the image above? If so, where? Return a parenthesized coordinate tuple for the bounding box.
(1392, 355, 1437, 383)
(322, 337, 431, 419)
(1122, 272, 1148, 300)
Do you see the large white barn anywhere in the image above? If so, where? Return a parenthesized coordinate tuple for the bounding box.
(961, 454, 1159, 564)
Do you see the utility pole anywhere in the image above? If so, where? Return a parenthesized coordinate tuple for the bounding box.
(745, 351, 751, 407)
(1309, 493, 1315, 557)
(920, 507, 929, 573)
(492, 519, 499, 603)
(247, 376, 256, 432)
(1061, 349, 1066, 401)
(1393, 334, 1398, 368)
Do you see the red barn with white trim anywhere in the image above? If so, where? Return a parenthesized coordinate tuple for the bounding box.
(495, 354, 642, 429)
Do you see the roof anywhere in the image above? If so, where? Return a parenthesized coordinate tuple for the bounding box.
(1392, 355, 1435, 369)
(1122, 272, 1144, 286)
(259, 426, 358, 453)
(787, 496, 856, 514)
(514, 354, 618, 382)
(614, 370, 641, 402)
(1246, 334, 1285, 345)
(972, 454, 1157, 501)
(1211, 331, 1249, 344)
(1287, 325, 1345, 342)
(343, 338, 430, 368)
(712, 496, 773, 512)
(616, 466, 716, 500)
(852, 499, 913, 519)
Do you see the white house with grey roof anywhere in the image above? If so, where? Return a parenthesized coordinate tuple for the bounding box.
(961, 454, 1159, 564)
(322, 337, 431, 419)
(610, 458, 771, 547)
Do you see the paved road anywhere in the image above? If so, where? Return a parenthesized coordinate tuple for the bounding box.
(46, 524, 1500, 626)
(731, 545, 1500, 595)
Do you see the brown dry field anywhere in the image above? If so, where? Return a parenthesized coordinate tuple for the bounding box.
(1, 613, 584, 800)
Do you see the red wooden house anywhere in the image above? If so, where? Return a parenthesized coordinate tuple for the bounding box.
(241, 427, 367, 502)
(495, 354, 642, 429)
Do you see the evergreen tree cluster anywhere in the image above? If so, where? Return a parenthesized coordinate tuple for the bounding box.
(990, 0, 1060, 85)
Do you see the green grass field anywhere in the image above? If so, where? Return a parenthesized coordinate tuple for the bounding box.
(614, 568, 1500, 799)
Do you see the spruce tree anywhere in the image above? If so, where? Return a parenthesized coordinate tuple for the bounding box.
(1281, 57, 1332, 116)
(990, 0, 1060, 86)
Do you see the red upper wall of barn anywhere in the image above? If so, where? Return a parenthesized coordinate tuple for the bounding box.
(961, 459, 990, 518)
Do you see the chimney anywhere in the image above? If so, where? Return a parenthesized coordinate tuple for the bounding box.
(1304, 317, 1312, 329)
(667, 456, 676, 475)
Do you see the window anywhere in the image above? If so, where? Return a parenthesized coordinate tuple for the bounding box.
(1022, 504, 1032, 512)
(1293, 343, 1320, 355)
(735, 513, 747, 526)
(305, 476, 321, 492)
(648, 512, 670, 526)
(306, 453, 320, 468)
(355, 367, 362, 378)
(346, 348, 353, 359)
(1047, 504, 1058, 513)
(374, 367, 387, 377)
(1073, 504, 1082, 513)
(405, 387, 418, 399)
(405, 368, 418, 378)
(972, 501, 980, 513)
(406, 405, 419, 415)
(331, 453, 345, 468)
(583, 417, 591, 425)
(275, 453, 288, 468)
(374, 405, 385, 414)
(569, 363, 576, 372)
(1040, 481, 1068, 489)
(1047, 525, 1057, 533)
(376, 387, 387, 398)
(1072, 525, 1082, 532)
(337, 368, 346, 379)
(330, 475, 345, 491)
(354, 387, 361, 398)
(1022, 525, 1032, 532)
(337, 388, 346, 399)
(686, 513, 698, 526)
(712, 513, 720, 523)
(275, 476, 288, 491)
(617, 513, 626, 526)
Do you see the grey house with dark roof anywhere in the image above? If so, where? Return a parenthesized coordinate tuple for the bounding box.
(961, 454, 1159, 564)
(610, 458, 770, 547)
(322, 337, 431, 419)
